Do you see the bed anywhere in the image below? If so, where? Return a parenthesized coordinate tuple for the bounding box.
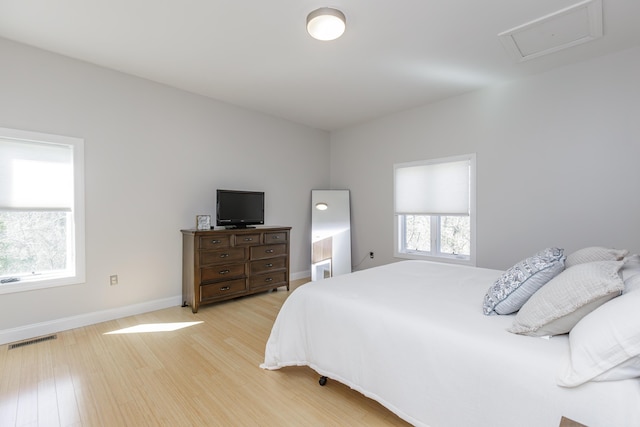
(261, 258, 640, 427)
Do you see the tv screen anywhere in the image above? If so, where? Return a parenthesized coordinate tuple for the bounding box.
(216, 189, 265, 228)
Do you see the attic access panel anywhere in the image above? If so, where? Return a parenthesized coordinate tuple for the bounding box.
(498, 0, 603, 62)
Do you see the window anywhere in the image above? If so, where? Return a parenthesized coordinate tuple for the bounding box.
(0, 127, 85, 293)
(394, 154, 475, 265)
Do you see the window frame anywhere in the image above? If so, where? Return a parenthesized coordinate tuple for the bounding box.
(0, 127, 85, 294)
(394, 153, 476, 266)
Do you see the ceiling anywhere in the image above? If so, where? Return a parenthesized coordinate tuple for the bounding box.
(1, 0, 639, 131)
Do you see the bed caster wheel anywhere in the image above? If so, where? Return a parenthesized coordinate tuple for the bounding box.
(319, 376, 328, 386)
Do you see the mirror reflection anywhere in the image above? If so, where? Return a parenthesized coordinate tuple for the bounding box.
(311, 190, 352, 281)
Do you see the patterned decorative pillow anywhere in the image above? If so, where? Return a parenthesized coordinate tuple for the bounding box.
(565, 246, 628, 268)
(509, 260, 625, 337)
(483, 247, 565, 315)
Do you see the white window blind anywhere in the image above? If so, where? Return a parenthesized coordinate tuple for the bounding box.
(0, 138, 74, 211)
(394, 158, 470, 216)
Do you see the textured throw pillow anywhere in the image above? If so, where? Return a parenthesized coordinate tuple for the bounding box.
(565, 246, 628, 268)
(557, 284, 640, 387)
(483, 247, 565, 315)
(508, 260, 624, 337)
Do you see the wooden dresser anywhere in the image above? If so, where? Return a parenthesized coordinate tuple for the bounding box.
(181, 226, 291, 313)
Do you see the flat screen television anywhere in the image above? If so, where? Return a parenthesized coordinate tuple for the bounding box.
(216, 189, 265, 228)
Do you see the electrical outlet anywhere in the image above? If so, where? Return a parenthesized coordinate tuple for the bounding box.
(110, 275, 118, 286)
(369, 251, 374, 259)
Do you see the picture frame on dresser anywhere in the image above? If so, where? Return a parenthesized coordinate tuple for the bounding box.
(196, 215, 211, 230)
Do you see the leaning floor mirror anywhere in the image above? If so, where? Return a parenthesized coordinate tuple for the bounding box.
(311, 190, 352, 281)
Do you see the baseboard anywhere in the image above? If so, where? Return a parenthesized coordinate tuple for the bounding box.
(0, 295, 182, 346)
(291, 270, 310, 281)
(2, 271, 310, 346)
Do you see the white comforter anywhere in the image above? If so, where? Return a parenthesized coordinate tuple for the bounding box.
(261, 260, 640, 427)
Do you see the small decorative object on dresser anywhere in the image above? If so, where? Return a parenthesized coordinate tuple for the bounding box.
(559, 416, 587, 427)
(196, 215, 211, 230)
(181, 226, 291, 312)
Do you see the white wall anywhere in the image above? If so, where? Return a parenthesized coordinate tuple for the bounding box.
(0, 38, 329, 337)
(331, 46, 640, 271)
(3, 36, 639, 340)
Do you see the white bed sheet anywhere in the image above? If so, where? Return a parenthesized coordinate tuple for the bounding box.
(261, 260, 640, 427)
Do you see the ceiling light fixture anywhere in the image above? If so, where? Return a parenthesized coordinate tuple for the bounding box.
(315, 202, 329, 210)
(307, 7, 346, 41)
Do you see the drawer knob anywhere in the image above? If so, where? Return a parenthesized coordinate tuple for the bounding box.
(220, 286, 230, 291)
(272, 236, 280, 239)
(265, 263, 273, 268)
(220, 253, 229, 258)
(219, 269, 230, 275)
(212, 239, 221, 244)
(265, 277, 273, 282)
(244, 237, 253, 241)
(265, 249, 274, 253)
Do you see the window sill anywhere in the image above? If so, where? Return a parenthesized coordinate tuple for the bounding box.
(0, 273, 84, 295)
(395, 251, 475, 267)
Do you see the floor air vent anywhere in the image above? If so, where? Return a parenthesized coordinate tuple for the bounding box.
(8, 334, 57, 350)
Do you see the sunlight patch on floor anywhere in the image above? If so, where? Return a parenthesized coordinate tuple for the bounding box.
(104, 321, 203, 334)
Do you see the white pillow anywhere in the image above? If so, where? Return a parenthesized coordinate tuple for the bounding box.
(557, 284, 640, 387)
(622, 254, 640, 283)
(565, 246, 628, 268)
(482, 247, 565, 315)
(625, 274, 640, 293)
(509, 261, 624, 337)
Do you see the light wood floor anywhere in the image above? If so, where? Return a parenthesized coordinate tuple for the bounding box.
(0, 279, 410, 426)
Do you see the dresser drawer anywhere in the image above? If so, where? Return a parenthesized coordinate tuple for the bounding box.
(250, 257, 286, 275)
(234, 233, 261, 246)
(250, 243, 287, 260)
(199, 235, 231, 250)
(249, 271, 287, 289)
(200, 279, 247, 300)
(200, 247, 246, 265)
(264, 231, 288, 244)
(200, 263, 245, 283)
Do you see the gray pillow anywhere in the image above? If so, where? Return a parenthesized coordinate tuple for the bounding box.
(565, 246, 628, 268)
(509, 260, 625, 337)
(483, 247, 565, 315)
